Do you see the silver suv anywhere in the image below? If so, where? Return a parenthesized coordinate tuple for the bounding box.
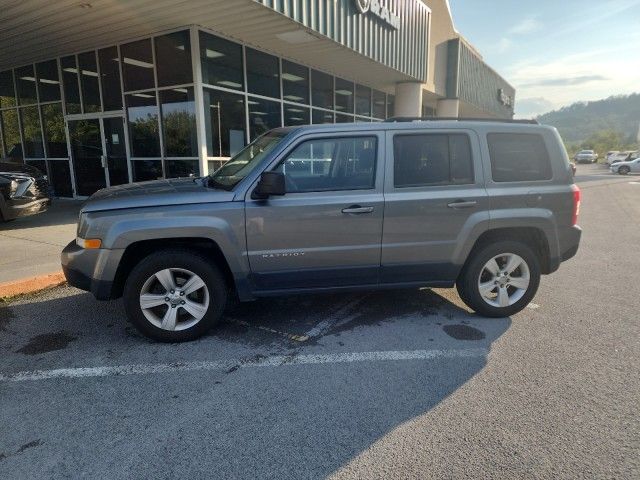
(62, 119, 582, 342)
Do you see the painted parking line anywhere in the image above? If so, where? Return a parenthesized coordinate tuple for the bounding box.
(228, 318, 309, 342)
(304, 295, 368, 338)
(0, 348, 488, 382)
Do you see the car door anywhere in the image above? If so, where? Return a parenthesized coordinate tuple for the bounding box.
(244, 131, 385, 291)
(380, 129, 489, 284)
(632, 158, 640, 173)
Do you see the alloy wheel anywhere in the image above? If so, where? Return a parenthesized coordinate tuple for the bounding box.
(139, 268, 210, 331)
(477, 253, 530, 308)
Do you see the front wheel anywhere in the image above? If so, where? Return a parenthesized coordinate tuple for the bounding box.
(123, 250, 227, 342)
(457, 241, 541, 318)
(619, 166, 630, 175)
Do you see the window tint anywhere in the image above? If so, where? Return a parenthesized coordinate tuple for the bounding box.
(35, 60, 61, 102)
(60, 56, 81, 114)
(160, 87, 196, 157)
(132, 159, 163, 181)
(15, 65, 38, 105)
(20, 106, 44, 158)
(98, 47, 122, 111)
(41, 103, 68, 157)
(393, 134, 473, 188)
(199, 32, 244, 90)
(311, 70, 333, 110)
(248, 97, 281, 141)
(487, 133, 552, 182)
(282, 60, 309, 104)
(312, 109, 333, 124)
(154, 30, 192, 87)
(372, 90, 386, 119)
(275, 136, 377, 193)
(49, 160, 73, 197)
(78, 51, 101, 113)
(386, 94, 395, 119)
(284, 104, 310, 126)
(1, 109, 22, 159)
(355, 84, 371, 117)
(246, 48, 280, 98)
(125, 92, 160, 157)
(203, 88, 246, 157)
(121, 39, 155, 92)
(335, 78, 354, 113)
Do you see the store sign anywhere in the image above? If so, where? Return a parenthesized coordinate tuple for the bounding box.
(498, 88, 513, 107)
(354, 0, 400, 30)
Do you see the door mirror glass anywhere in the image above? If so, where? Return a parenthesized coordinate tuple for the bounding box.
(253, 171, 285, 199)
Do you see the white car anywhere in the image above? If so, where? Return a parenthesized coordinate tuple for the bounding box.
(610, 157, 640, 175)
(574, 150, 598, 163)
(607, 151, 635, 166)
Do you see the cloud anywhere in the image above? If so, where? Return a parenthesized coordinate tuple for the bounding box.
(507, 17, 542, 35)
(497, 37, 512, 53)
(520, 75, 609, 88)
(514, 97, 556, 118)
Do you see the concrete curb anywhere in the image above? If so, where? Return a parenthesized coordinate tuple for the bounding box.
(0, 271, 66, 299)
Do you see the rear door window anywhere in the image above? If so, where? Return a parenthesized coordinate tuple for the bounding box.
(393, 133, 474, 188)
(487, 133, 552, 182)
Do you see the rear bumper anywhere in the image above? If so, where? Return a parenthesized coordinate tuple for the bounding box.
(559, 225, 582, 262)
(61, 240, 122, 300)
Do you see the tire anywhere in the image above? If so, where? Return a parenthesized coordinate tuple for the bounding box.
(619, 166, 630, 175)
(456, 240, 541, 318)
(123, 249, 227, 342)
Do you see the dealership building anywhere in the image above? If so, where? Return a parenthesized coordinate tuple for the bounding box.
(0, 0, 515, 198)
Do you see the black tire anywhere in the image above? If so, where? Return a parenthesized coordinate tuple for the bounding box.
(619, 166, 630, 175)
(123, 249, 227, 342)
(456, 240, 541, 318)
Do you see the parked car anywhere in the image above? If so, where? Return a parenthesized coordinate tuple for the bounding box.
(605, 151, 619, 162)
(608, 150, 638, 166)
(574, 149, 598, 163)
(610, 156, 640, 175)
(0, 160, 51, 222)
(62, 119, 582, 342)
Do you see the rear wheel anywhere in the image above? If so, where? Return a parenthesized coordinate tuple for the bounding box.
(619, 166, 630, 175)
(123, 250, 227, 342)
(457, 241, 541, 318)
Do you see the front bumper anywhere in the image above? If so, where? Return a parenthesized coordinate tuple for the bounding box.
(1, 197, 50, 221)
(61, 240, 124, 300)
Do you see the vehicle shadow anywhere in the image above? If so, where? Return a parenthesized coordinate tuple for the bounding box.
(0, 287, 511, 479)
(0, 199, 82, 232)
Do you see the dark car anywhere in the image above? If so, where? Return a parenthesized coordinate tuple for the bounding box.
(0, 160, 51, 222)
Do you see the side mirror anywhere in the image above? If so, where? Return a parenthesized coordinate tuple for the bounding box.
(252, 171, 286, 199)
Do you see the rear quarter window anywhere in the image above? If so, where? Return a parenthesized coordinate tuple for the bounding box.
(487, 133, 552, 182)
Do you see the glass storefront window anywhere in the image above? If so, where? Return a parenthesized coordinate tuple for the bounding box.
(372, 90, 386, 119)
(246, 48, 280, 99)
(78, 51, 101, 113)
(20, 106, 45, 158)
(121, 39, 155, 92)
(0, 70, 17, 108)
(203, 88, 246, 158)
(1, 109, 21, 159)
(335, 113, 354, 123)
(355, 84, 371, 117)
(61, 56, 81, 114)
(248, 97, 281, 141)
(282, 60, 309, 104)
(335, 78, 354, 113)
(125, 92, 160, 157)
(387, 94, 395, 119)
(160, 87, 197, 157)
(35, 60, 61, 103)
(132, 159, 163, 181)
(41, 103, 68, 158)
(155, 30, 192, 87)
(311, 70, 333, 110)
(26, 160, 47, 177)
(166, 159, 199, 178)
(15, 65, 38, 105)
(98, 46, 122, 111)
(312, 109, 334, 124)
(199, 32, 244, 91)
(284, 104, 310, 126)
(49, 160, 73, 197)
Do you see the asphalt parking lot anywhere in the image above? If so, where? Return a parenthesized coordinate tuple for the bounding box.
(1, 164, 638, 479)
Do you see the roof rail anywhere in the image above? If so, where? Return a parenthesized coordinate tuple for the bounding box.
(384, 116, 539, 125)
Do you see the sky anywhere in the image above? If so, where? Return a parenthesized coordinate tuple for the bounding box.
(448, 0, 640, 117)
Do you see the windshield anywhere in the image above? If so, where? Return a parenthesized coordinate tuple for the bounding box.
(208, 132, 286, 190)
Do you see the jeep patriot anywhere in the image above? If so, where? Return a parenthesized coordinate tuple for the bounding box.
(62, 119, 582, 342)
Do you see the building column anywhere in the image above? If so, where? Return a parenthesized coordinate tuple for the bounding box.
(394, 82, 423, 117)
(436, 99, 460, 118)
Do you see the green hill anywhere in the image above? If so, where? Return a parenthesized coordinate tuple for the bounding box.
(536, 93, 640, 146)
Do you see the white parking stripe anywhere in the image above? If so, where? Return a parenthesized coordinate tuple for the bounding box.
(0, 348, 488, 382)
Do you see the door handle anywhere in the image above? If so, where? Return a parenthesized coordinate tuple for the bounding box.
(447, 200, 477, 209)
(342, 205, 374, 214)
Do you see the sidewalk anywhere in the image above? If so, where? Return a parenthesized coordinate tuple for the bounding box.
(0, 199, 82, 285)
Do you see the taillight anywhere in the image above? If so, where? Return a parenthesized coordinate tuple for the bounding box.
(571, 184, 581, 226)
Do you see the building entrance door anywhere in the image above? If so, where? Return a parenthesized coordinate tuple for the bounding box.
(68, 115, 129, 197)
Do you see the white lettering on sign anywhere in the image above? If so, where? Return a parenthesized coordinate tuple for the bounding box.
(354, 0, 400, 30)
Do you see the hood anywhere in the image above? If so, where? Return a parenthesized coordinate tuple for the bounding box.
(81, 177, 235, 213)
(0, 160, 45, 178)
